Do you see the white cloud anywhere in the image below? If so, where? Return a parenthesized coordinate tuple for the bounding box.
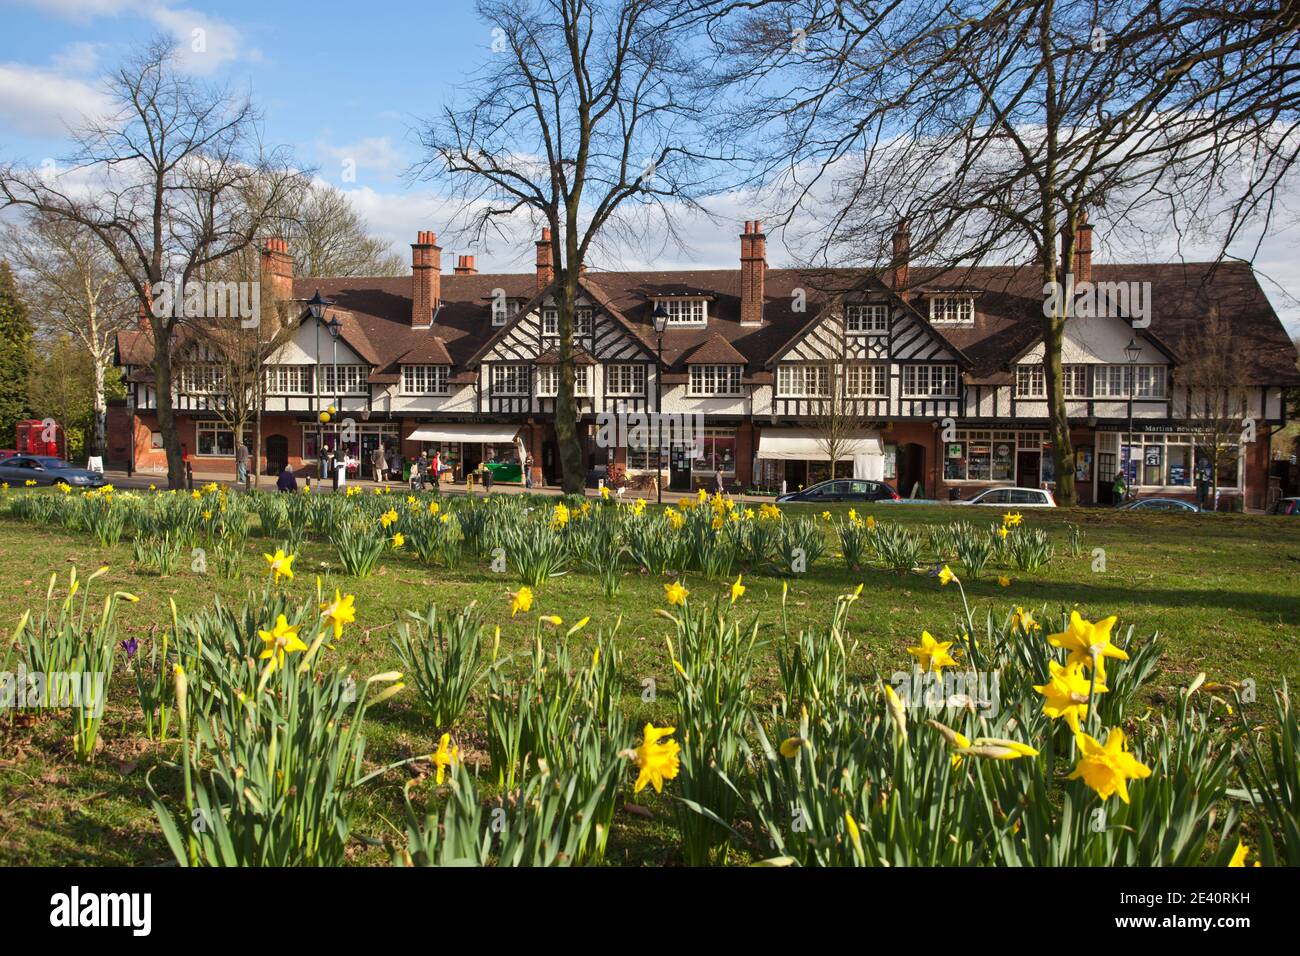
(51, 41, 105, 74)
(13, 0, 253, 73)
(316, 136, 409, 186)
(0, 62, 113, 136)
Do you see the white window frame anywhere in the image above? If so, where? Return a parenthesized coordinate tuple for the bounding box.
(1015, 364, 1046, 398)
(264, 365, 313, 395)
(1063, 364, 1088, 398)
(688, 364, 743, 396)
(540, 306, 593, 338)
(845, 304, 888, 335)
(777, 364, 831, 397)
(178, 363, 225, 395)
(656, 298, 709, 327)
(843, 363, 888, 397)
(606, 363, 646, 396)
(196, 423, 236, 457)
(1094, 364, 1166, 399)
(319, 364, 369, 396)
(928, 296, 975, 325)
(537, 365, 591, 397)
(491, 363, 530, 396)
(492, 298, 519, 327)
(401, 365, 449, 395)
(902, 364, 959, 398)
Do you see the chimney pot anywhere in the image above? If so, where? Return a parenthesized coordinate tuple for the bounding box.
(890, 221, 910, 291)
(411, 230, 442, 326)
(1072, 210, 1093, 284)
(536, 229, 554, 292)
(740, 217, 766, 326)
(261, 237, 294, 304)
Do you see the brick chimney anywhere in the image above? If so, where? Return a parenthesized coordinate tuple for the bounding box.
(453, 255, 478, 275)
(536, 228, 554, 292)
(261, 237, 294, 304)
(411, 230, 442, 327)
(1072, 210, 1093, 284)
(890, 222, 910, 291)
(739, 219, 766, 326)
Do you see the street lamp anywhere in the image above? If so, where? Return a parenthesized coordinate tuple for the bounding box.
(307, 291, 333, 479)
(325, 313, 344, 484)
(1123, 337, 1141, 492)
(652, 304, 669, 504)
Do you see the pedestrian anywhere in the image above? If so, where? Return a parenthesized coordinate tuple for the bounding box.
(413, 451, 430, 491)
(714, 467, 725, 493)
(235, 437, 249, 483)
(524, 454, 534, 489)
(1112, 470, 1127, 506)
(388, 448, 400, 482)
(276, 465, 298, 492)
(318, 445, 329, 481)
(327, 448, 338, 491)
(482, 461, 494, 492)
(430, 450, 442, 491)
(371, 443, 386, 484)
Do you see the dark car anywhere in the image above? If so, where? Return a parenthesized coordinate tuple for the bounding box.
(1117, 497, 1202, 513)
(0, 455, 105, 488)
(776, 478, 899, 503)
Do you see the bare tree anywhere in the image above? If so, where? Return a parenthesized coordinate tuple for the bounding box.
(414, 0, 723, 493)
(281, 181, 407, 278)
(3, 213, 134, 459)
(811, 322, 886, 477)
(687, 0, 1300, 505)
(0, 38, 304, 488)
(1174, 307, 1253, 507)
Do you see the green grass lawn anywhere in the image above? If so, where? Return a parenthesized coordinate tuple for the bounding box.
(0, 499, 1296, 865)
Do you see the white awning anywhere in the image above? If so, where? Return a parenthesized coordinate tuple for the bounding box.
(757, 429, 882, 461)
(758, 429, 885, 481)
(407, 423, 521, 444)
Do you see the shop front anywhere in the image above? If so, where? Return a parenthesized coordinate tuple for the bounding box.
(406, 422, 526, 484)
(755, 428, 885, 494)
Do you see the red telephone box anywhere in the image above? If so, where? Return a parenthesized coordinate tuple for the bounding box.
(16, 419, 65, 457)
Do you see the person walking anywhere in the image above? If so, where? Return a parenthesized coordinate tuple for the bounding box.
(235, 437, 249, 484)
(1112, 470, 1128, 507)
(430, 450, 442, 492)
(524, 454, 534, 489)
(482, 461, 494, 493)
(318, 445, 329, 481)
(371, 443, 387, 484)
(412, 451, 430, 491)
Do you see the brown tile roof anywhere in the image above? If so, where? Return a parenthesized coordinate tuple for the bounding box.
(684, 333, 748, 365)
(113, 260, 1299, 388)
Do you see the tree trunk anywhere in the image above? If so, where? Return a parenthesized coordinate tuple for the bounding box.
(90, 354, 107, 459)
(553, 270, 585, 494)
(149, 316, 185, 489)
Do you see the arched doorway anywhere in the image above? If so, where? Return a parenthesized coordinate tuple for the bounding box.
(897, 442, 927, 498)
(266, 434, 289, 475)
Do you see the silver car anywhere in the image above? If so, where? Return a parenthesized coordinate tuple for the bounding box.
(0, 455, 106, 488)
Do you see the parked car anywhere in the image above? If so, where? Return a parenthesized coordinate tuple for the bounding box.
(1117, 497, 1202, 513)
(776, 478, 900, 503)
(1269, 497, 1300, 516)
(0, 455, 105, 488)
(954, 486, 1057, 508)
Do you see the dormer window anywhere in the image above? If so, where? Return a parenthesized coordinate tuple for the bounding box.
(402, 365, 449, 395)
(929, 296, 975, 326)
(845, 304, 888, 335)
(492, 298, 520, 327)
(656, 298, 708, 327)
(541, 307, 592, 337)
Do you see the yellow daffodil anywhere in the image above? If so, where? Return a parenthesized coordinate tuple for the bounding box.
(320, 589, 357, 640)
(540, 614, 564, 627)
(821, 510, 831, 521)
(998, 575, 1011, 587)
(730, 574, 746, 604)
(599, 485, 611, 500)
(552, 502, 570, 529)
(391, 532, 405, 549)
(1067, 727, 1152, 803)
(632, 723, 681, 793)
(263, 548, 295, 584)
(936, 564, 956, 586)
(1003, 511, 1023, 527)
(997, 525, 1009, 540)
(428, 500, 440, 516)
(779, 737, 803, 758)
(1228, 841, 1261, 868)
(510, 586, 533, 617)
(1034, 660, 1107, 733)
(431, 732, 459, 785)
(664, 580, 688, 606)
(865, 514, 876, 531)
(907, 630, 959, 676)
(258, 614, 307, 673)
(1048, 611, 1129, 681)
(380, 508, 399, 528)
(1012, 606, 1039, 632)
(884, 683, 908, 739)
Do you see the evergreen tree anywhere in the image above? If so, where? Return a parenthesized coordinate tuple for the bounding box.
(0, 261, 33, 448)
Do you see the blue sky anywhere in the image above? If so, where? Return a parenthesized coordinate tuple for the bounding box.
(1, 0, 1298, 333)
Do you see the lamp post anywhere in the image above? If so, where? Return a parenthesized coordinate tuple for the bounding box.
(326, 313, 343, 482)
(1124, 337, 1141, 493)
(307, 291, 333, 477)
(652, 304, 668, 504)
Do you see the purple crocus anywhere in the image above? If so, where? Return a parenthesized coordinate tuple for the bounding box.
(120, 637, 139, 660)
